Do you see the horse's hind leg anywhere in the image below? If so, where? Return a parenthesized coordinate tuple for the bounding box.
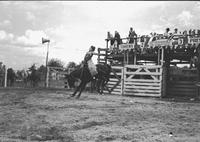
(76, 82, 87, 99)
(70, 84, 81, 97)
(100, 78, 109, 95)
(96, 79, 101, 94)
(100, 80, 106, 95)
(99, 80, 103, 95)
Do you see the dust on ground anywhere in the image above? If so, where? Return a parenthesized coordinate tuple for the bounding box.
(0, 89, 200, 142)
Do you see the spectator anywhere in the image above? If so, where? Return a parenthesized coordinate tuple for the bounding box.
(114, 31, 122, 47)
(173, 28, 178, 35)
(183, 30, 187, 35)
(189, 29, 192, 35)
(197, 29, 200, 37)
(192, 29, 196, 36)
(107, 31, 115, 46)
(164, 28, 170, 37)
(128, 27, 137, 44)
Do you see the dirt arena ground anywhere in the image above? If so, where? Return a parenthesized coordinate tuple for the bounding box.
(0, 89, 200, 142)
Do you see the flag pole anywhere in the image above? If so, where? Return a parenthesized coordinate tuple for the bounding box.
(42, 37, 50, 88)
(45, 42, 50, 88)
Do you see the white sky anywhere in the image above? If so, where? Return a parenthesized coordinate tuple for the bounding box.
(0, 1, 200, 70)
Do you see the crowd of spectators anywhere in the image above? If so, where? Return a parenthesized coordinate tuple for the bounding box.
(107, 27, 200, 56)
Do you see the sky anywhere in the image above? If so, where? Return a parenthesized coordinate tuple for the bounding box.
(0, 1, 200, 70)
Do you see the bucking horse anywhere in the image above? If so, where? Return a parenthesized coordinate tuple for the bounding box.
(65, 63, 111, 98)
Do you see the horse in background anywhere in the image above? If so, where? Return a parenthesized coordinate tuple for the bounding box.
(65, 63, 111, 98)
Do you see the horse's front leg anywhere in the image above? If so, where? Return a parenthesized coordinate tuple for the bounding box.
(76, 82, 87, 99)
(70, 83, 81, 97)
(100, 78, 109, 95)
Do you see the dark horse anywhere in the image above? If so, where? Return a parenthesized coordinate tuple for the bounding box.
(65, 64, 111, 98)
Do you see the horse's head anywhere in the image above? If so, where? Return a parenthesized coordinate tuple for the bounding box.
(65, 74, 76, 88)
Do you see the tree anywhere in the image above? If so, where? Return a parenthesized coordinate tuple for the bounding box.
(37, 65, 46, 81)
(7, 68, 16, 86)
(48, 58, 64, 68)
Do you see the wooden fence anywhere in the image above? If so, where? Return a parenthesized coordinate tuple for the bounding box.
(105, 65, 163, 97)
(168, 67, 198, 97)
(47, 67, 75, 89)
(123, 65, 163, 97)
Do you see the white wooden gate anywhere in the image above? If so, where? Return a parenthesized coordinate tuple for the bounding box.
(123, 65, 163, 97)
(105, 65, 163, 97)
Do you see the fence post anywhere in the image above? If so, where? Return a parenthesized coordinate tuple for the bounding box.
(4, 66, 7, 88)
(161, 47, 164, 66)
(97, 48, 100, 64)
(158, 48, 161, 65)
(46, 67, 49, 88)
(121, 66, 125, 95)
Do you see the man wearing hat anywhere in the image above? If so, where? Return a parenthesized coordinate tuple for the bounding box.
(128, 27, 137, 44)
(164, 28, 170, 37)
(83, 46, 98, 76)
(173, 28, 178, 35)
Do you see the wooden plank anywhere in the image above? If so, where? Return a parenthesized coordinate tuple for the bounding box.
(169, 85, 196, 89)
(169, 93, 196, 96)
(169, 83, 196, 86)
(111, 92, 121, 95)
(99, 59, 105, 61)
(125, 72, 162, 76)
(124, 92, 160, 97)
(170, 74, 197, 78)
(125, 79, 161, 83)
(124, 85, 161, 90)
(107, 81, 120, 85)
(169, 85, 196, 88)
(168, 91, 196, 95)
(107, 81, 121, 84)
(169, 83, 196, 87)
(125, 65, 162, 69)
(112, 89, 122, 92)
(112, 66, 123, 70)
(103, 90, 121, 95)
(169, 88, 196, 92)
(98, 48, 107, 51)
(124, 89, 161, 93)
(98, 53, 106, 56)
(168, 92, 196, 96)
(168, 89, 196, 93)
(99, 58, 106, 61)
(124, 82, 160, 86)
(169, 81, 197, 84)
(109, 78, 121, 82)
(111, 88, 122, 92)
(107, 84, 121, 89)
(110, 72, 122, 76)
